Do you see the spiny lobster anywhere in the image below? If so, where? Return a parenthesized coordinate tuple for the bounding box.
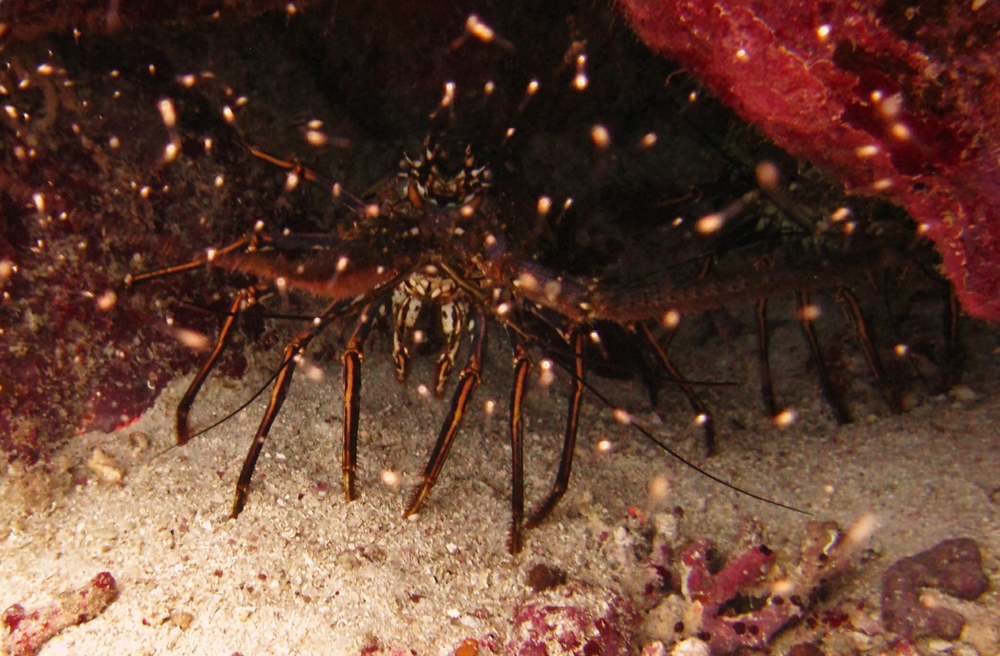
(126, 13, 949, 554)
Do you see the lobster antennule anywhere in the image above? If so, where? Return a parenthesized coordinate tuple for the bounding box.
(214, 249, 405, 301)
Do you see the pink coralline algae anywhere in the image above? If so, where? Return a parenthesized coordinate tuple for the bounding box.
(505, 582, 635, 656)
(881, 538, 989, 641)
(1, 571, 119, 656)
(617, 0, 1000, 321)
(669, 521, 861, 655)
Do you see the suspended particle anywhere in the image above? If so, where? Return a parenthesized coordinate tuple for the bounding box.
(515, 271, 539, 292)
(417, 384, 431, 398)
(466, 14, 495, 42)
(894, 343, 909, 357)
(830, 207, 852, 222)
(539, 359, 555, 387)
(203, 137, 213, 154)
(855, 144, 879, 158)
(173, 327, 210, 351)
(695, 212, 724, 234)
(335, 255, 349, 272)
(305, 129, 327, 146)
(536, 196, 552, 216)
(178, 73, 197, 88)
(285, 3, 297, 16)
(484, 80, 495, 96)
(381, 469, 401, 488)
(139, 186, 151, 198)
(774, 408, 797, 428)
(755, 160, 780, 189)
(596, 439, 614, 453)
(205, 248, 218, 261)
(96, 290, 118, 311)
(148, 63, 156, 75)
(735, 48, 750, 62)
(36, 63, 54, 75)
(253, 220, 265, 232)
(304, 363, 324, 382)
(648, 474, 671, 501)
(588, 330, 601, 344)
(32, 192, 44, 211)
(688, 90, 698, 103)
(157, 98, 177, 128)
(797, 304, 822, 322)
(3, 105, 16, 119)
(164, 141, 179, 161)
(641, 132, 658, 148)
(484, 400, 497, 416)
(221, 105, 235, 124)
(213, 175, 225, 187)
(235, 96, 248, 107)
(662, 309, 681, 328)
(590, 124, 611, 149)
(872, 178, 893, 191)
(285, 171, 300, 192)
(108, 136, 121, 149)
(694, 413, 709, 426)
(275, 276, 288, 292)
(890, 123, 911, 140)
(613, 408, 632, 425)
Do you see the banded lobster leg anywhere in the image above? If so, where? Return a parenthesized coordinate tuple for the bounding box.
(232, 297, 360, 517)
(403, 307, 488, 518)
(505, 326, 532, 554)
(176, 285, 263, 444)
(341, 299, 389, 502)
(526, 329, 585, 530)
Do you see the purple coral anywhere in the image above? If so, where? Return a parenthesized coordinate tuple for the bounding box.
(505, 583, 635, 656)
(678, 539, 793, 655)
(881, 538, 989, 640)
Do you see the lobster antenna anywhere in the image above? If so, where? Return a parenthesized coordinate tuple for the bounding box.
(148, 355, 290, 464)
(552, 357, 811, 515)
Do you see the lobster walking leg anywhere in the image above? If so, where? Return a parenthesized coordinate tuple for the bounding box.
(796, 291, 851, 425)
(837, 288, 901, 413)
(505, 326, 532, 554)
(638, 321, 717, 457)
(341, 300, 386, 502)
(177, 286, 260, 444)
(527, 329, 584, 529)
(233, 297, 357, 518)
(404, 307, 488, 517)
(755, 297, 779, 418)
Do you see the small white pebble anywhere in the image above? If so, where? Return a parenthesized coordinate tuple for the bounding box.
(670, 637, 710, 656)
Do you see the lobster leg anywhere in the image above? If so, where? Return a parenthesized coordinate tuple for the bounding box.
(177, 286, 260, 444)
(505, 326, 532, 554)
(341, 300, 386, 502)
(837, 287, 901, 413)
(404, 307, 488, 517)
(232, 297, 356, 518)
(796, 291, 851, 425)
(526, 329, 584, 529)
(638, 321, 717, 457)
(755, 297, 779, 418)
(124, 234, 255, 286)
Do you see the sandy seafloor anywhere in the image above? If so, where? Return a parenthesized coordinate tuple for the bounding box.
(2, 300, 1000, 656)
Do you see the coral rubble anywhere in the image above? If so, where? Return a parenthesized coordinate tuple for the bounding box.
(881, 537, 989, 641)
(1, 571, 118, 656)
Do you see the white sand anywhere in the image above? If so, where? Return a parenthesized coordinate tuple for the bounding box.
(2, 306, 999, 655)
